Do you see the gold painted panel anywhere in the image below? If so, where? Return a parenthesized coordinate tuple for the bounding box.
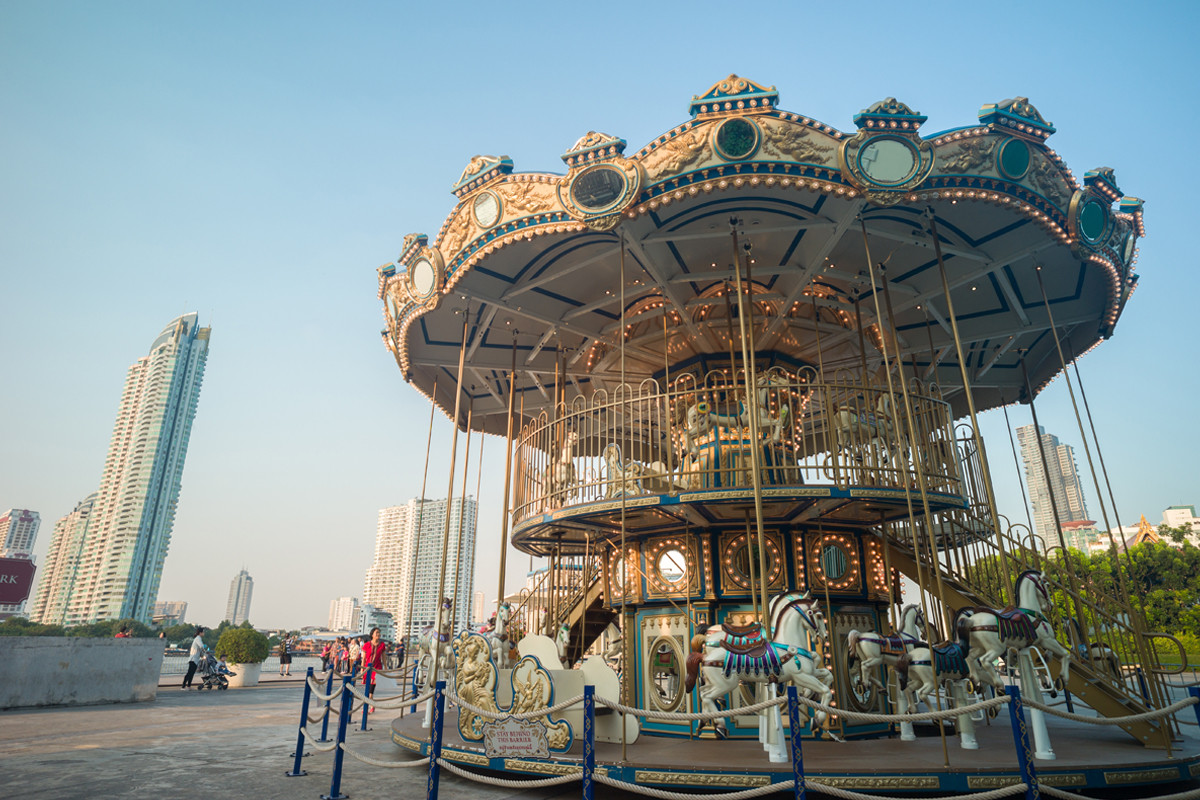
(392, 733, 423, 752)
(819, 776, 940, 790)
(1104, 768, 1181, 784)
(966, 776, 1021, 789)
(634, 771, 769, 787)
(443, 749, 489, 766)
(1039, 774, 1087, 787)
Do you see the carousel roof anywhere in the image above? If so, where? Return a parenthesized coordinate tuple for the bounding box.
(377, 76, 1143, 435)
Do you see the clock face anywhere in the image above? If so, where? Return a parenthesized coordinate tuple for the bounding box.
(411, 258, 436, 298)
(571, 166, 626, 211)
(473, 191, 500, 228)
(859, 137, 918, 185)
(998, 138, 1031, 179)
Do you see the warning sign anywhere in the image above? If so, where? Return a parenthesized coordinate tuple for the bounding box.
(482, 718, 550, 759)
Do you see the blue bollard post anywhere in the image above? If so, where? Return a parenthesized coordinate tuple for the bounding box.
(319, 669, 335, 743)
(1005, 685, 1040, 800)
(321, 677, 353, 800)
(426, 680, 446, 800)
(1136, 667, 1150, 704)
(583, 685, 595, 800)
(359, 668, 373, 731)
(410, 662, 420, 714)
(787, 685, 807, 800)
(286, 667, 314, 776)
(1189, 687, 1200, 728)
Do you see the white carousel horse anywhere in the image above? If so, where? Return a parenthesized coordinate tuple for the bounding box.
(555, 623, 572, 666)
(680, 375, 792, 456)
(832, 393, 896, 454)
(544, 431, 579, 506)
(1068, 617, 1120, 679)
(955, 570, 1073, 690)
(417, 597, 455, 686)
(484, 601, 518, 669)
(686, 591, 833, 738)
(846, 603, 927, 691)
(894, 639, 980, 749)
(603, 443, 644, 498)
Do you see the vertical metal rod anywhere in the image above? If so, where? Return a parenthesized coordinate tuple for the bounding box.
(583, 684, 596, 800)
(320, 668, 335, 742)
(787, 685, 807, 800)
(1004, 685, 1041, 800)
(618, 232, 630, 755)
(322, 677, 352, 800)
(426, 680, 446, 800)
(286, 667, 312, 776)
(431, 305, 470, 688)
(405, 376, 439, 657)
(452, 401, 474, 637)
(496, 338, 518, 613)
(359, 668, 373, 731)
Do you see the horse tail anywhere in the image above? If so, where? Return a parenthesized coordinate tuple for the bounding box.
(684, 651, 704, 693)
(846, 630, 861, 662)
(895, 652, 910, 691)
(690, 633, 707, 654)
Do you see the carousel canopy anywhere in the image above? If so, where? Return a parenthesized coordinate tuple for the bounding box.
(377, 76, 1143, 435)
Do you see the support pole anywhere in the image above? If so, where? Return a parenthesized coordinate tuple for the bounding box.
(583, 684, 596, 800)
(405, 376, 439, 654)
(496, 337, 518, 615)
(787, 685, 807, 800)
(427, 680, 446, 800)
(285, 666, 313, 777)
(319, 669, 334, 742)
(321, 676, 352, 800)
(1005, 685, 1042, 800)
(359, 668, 373, 731)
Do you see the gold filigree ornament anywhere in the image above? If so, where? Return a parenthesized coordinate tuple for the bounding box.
(454, 633, 501, 740)
(940, 137, 998, 174)
(758, 118, 835, 165)
(558, 157, 644, 231)
(509, 656, 572, 750)
(642, 126, 714, 181)
(405, 246, 444, 308)
(840, 99, 934, 206)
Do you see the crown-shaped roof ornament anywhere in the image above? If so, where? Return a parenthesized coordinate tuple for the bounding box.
(452, 155, 514, 198)
(398, 233, 428, 265)
(689, 74, 778, 118)
(1084, 167, 1123, 202)
(979, 97, 1055, 141)
(852, 98, 927, 131)
(561, 131, 627, 167)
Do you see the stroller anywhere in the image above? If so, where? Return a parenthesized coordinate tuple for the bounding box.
(197, 652, 234, 690)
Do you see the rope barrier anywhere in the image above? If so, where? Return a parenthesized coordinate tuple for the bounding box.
(593, 773, 792, 800)
(1022, 695, 1197, 725)
(1040, 785, 1200, 800)
(447, 689, 586, 720)
(306, 676, 340, 702)
(344, 682, 434, 710)
(306, 710, 328, 724)
(437, 757, 581, 788)
(298, 725, 340, 752)
(807, 781, 1028, 800)
(337, 744, 431, 769)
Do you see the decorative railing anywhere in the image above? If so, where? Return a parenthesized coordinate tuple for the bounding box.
(512, 368, 967, 523)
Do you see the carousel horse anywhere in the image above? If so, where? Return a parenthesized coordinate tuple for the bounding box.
(417, 597, 455, 686)
(544, 431, 579, 507)
(894, 639, 981, 749)
(846, 603, 927, 691)
(1068, 617, 1121, 679)
(555, 623, 572, 666)
(603, 443, 644, 498)
(680, 374, 791, 456)
(955, 570, 1073, 690)
(831, 393, 897, 456)
(686, 591, 833, 738)
(484, 601, 518, 669)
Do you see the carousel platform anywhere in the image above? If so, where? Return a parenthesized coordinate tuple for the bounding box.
(391, 707, 1200, 795)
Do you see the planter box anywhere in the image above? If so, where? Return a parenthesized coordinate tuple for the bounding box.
(226, 662, 262, 688)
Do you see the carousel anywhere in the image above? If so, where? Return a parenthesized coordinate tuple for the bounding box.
(377, 77, 1194, 794)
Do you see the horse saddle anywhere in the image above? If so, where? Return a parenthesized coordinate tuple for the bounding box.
(931, 641, 969, 675)
(718, 622, 768, 656)
(878, 632, 923, 655)
(971, 606, 1037, 643)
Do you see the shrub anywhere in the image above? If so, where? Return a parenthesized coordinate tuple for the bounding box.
(215, 627, 269, 664)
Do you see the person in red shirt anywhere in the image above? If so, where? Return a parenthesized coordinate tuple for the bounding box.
(360, 628, 387, 713)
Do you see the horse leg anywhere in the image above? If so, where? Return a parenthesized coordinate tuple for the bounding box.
(792, 673, 831, 729)
(698, 666, 731, 738)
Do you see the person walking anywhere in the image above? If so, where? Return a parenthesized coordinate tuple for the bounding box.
(360, 628, 386, 713)
(347, 636, 361, 675)
(182, 627, 205, 689)
(279, 635, 293, 677)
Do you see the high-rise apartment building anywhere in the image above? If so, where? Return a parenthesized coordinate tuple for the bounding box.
(363, 497, 477, 643)
(30, 314, 211, 625)
(0, 509, 41, 557)
(152, 600, 188, 625)
(225, 569, 253, 625)
(1016, 424, 1089, 547)
(328, 596, 360, 631)
(29, 494, 97, 625)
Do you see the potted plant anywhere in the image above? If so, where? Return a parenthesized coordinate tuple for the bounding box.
(214, 627, 270, 688)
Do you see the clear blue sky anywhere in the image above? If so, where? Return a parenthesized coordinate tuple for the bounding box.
(2, 2, 1196, 630)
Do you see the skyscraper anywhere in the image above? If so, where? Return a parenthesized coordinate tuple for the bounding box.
(225, 569, 253, 625)
(30, 314, 210, 625)
(363, 496, 477, 643)
(29, 494, 96, 625)
(0, 509, 41, 557)
(1016, 424, 1089, 547)
(0, 509, 41, 618)
(328, 596, 360, 631)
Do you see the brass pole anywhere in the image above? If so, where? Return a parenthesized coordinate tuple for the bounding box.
(452, 399, 474, 629)
(405, 375, 438, 657)
(618, 232, 630, 760)
(729, 219, 771, 636)
(496, 337, 518, 610)
(431, 302, 470, 688)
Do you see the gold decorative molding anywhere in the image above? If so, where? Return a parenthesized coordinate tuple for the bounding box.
(505, 759, 603, 777)
(1105, 768, 1180, 784)
(821, 776, 940, 790)
(392, 733, 423, 752)
(634, 770, 769, 787)
(940, 138, 998, 174)
(642, 126, 713, 181)
(1040, 774, 1087, 787)
(759, 118, 835, 164)
(442, 749, 489, 766)
(966, 776, 1022, 789)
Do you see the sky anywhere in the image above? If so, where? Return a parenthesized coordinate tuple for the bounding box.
(2, 2, 1197, 631)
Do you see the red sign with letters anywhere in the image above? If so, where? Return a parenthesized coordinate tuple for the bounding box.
(0, 558, 36, 605)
